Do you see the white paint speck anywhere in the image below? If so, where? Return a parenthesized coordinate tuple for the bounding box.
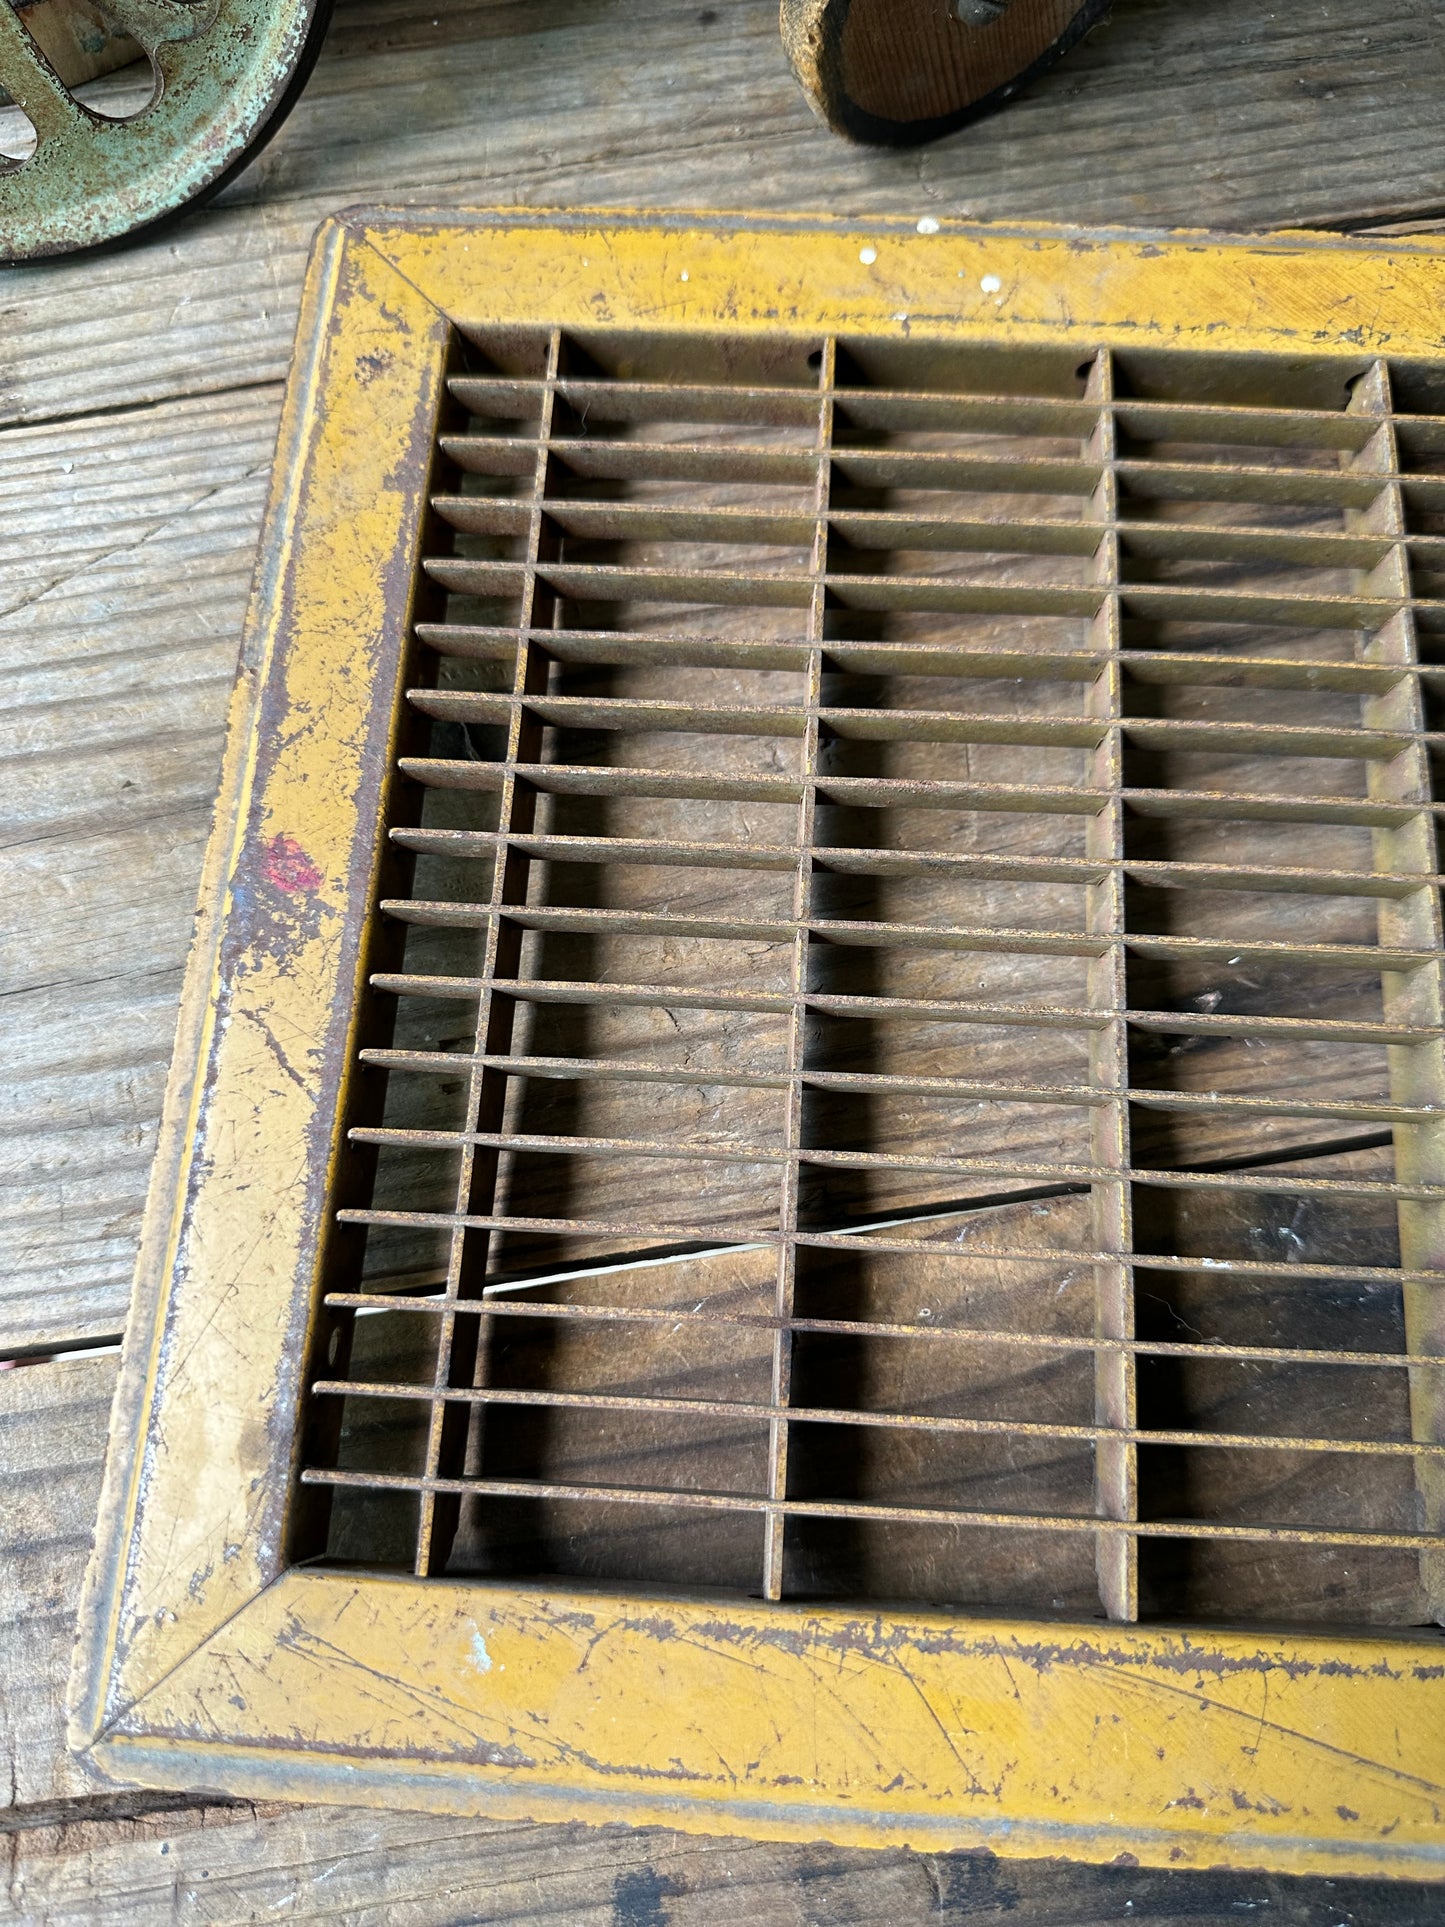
(981, 273, 1002, 294)
(859, 245, 877, 265)
(916, 216, 940, 235)
(466, 1624, 493, 1674)
(680, 269, 689, 282)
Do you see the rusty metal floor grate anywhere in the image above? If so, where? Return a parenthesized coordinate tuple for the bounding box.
(301, 326, 1445, 1627)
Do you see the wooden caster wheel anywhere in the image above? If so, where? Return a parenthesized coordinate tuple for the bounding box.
(781, 0, 1110, 145)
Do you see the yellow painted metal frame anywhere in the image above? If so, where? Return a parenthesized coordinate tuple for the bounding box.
(70, 210, 1445, 1879)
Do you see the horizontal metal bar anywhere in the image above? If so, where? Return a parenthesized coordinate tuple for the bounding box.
(309, 1378, 1445, 1460)
(406, 689, 1420, 758)
(400, 754, 1109, 816)
(1126, 1008, 1435, 1044)
(372, 960, 1111, 1030)
(341, 1135, 1434, 1199)
(369, 909, 1441, 1009)
(390, 823, 1439, 900)
(442, 431, 1437, 514)
(362, 1048, 1433, 1127)
(446, 371, 1440, 450)
(398, 752, 1431, 830)
(376, 901, 1110, 966)
(444, 434, 1106, 494)
(426, 555, 1426, 633)
(298, 1466, 1445, 1551)
(323, 1288, 1445, 1365)
(415, 621, 1433, 700)
(357, 1047, 1106, 1107)
(435, 492, 1410, 580)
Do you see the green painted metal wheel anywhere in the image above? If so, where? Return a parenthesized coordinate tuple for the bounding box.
(0, 0, 331, 262)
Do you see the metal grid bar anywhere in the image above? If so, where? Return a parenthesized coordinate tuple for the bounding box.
(303, 1467, 1445, 1554)
(307, 329, 1445, 1621)
(1353, 361, 1445, 1616)
(760, 346, 831, 1598)
(1080, 348, 1137, 1621)
(412, 328, 562, 1577)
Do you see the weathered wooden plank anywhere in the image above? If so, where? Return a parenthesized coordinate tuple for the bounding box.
(0, 389, 280, 1351)
(9, 1795, 1438, 1927)
(1, 1355, 1436, 1924)
(0, 1355, 114, 1814)
(2, 0, 1445, 428)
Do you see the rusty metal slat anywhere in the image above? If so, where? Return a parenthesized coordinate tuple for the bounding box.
(406, 688, 813, 737)
(1119, 717, 1413, 758)
(414, 623, 1429, 696)
(390, 826, 808, 873)
(764, 340, 832, 1597)
(1115, 460, 1392, 510)
(1126, 1089, 1433, 1126)
(393, 827, 1111, 885)
(373, 905, 1445, 994)
(398, 756, 811, 803)
(373, 888, 1442, 963)
(390, 824, 1440, 897)
(443, 434, 816, 486)
(299, 1466, 1445, 1552)
(411, 327, 563, 1579)
(552, 378, 823, 428)
(345, 1141, 1437, 1197)
(1117, 654, 1410, 695)
(362, 1052, 1110, 1107)
(1119, 858, 1438, 899)
(363, 976, 1082, 1028)
(399, 755, 1102, 814)
(791, 1244, 1445, 1286)
(432, 554, 1411, 628)
(446, 373, 1445, 449)
(1116, 586, 1402, 629)
(1122, 788, 1420, 829)
(357, 1056, 1434, 1123)
(438, 496, 819, 546)
(375, 904, 1107, 963)
(416, 624, 816, 672)
(413, 619, 1445, 702)
(1078, 348, 1138, 1620)
(1125, 1008, 1431, 1043)
(324, 1288, 1445, 1367)
(308, 1379, 1445, 1461)
(406, 689, 1422, 757)
(367, 975, 798, 1014)
(360, 1048, 795, 1091)
(1117, 524, 1391, 569)
(1354, 363, 1445, 1616)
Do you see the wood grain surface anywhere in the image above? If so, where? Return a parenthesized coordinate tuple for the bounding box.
(8, 0, 1445, 1915)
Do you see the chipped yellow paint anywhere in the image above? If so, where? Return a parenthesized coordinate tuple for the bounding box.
(71, 223, 452, 1738)
(369, 208, 1445, 365)
(104, 1570, 1445, 1877)
(71, 211, 1445, 1879)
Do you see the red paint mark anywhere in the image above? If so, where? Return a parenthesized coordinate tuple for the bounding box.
(262, 833, 323, 895)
